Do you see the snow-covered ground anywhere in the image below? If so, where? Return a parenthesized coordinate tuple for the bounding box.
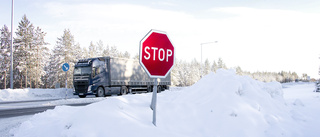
(282, 82, 320, 137)
(1, 69, 320, 137)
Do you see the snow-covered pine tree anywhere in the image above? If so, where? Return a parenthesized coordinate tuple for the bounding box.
(81, 47, 89, 59)
(289, 71, 298, 82)
(14, 15, 48, 88)
(109, 45, 119, 57)
(170, 58, 179, 86)
(32, 27, 48, 88)
(102, 44, 110, 57)
(211, 60, 218, 73)
(204, 59, 211, 76)
(96, 40, 104, 57)
(176, 60, 190, 86)
(235, 66, 243, 75)
(122, 51, 131, 59)
(73, 43, 83, 59)
(45, 51, 59, 88)
(14, 15, 35, 88)
(54, 29, 77, 88)
(0, 25, 11, 89)
(217, 57, 227, 69)
(190, 58, 201, 84)
(42, 58, 50, 88)
(88, 41, 96, 58)
(133, 54, 139, 60)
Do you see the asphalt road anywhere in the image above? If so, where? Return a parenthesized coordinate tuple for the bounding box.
(0, 99, 92, 118)
(0, 106, 56, 118)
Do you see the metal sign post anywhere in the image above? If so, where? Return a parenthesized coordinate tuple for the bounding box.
(62, 63, 70, 99)
(65, 71, 67, 88)
(150, 78, 158, 125)
(65, 71, 67, 99)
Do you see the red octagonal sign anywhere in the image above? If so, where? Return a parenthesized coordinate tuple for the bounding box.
(139, 30, 175, 78)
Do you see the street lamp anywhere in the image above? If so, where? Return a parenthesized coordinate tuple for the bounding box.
(200, 41, 218, 78)
(10, 0, 14, 89)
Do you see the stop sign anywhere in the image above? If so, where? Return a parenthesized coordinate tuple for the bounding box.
(139, 30, 175, 78)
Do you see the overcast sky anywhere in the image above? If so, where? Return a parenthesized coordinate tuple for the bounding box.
(1, 0, 320, 78)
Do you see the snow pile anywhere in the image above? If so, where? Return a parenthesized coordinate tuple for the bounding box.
(0, 88, 74, 101)
(161, 69, 300, 136)
(12, 69, 303, 137)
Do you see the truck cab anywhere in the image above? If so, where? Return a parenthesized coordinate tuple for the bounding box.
(73, 57, 107, 98)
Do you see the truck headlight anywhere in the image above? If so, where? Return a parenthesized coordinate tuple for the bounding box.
(88, 85, 92, 93)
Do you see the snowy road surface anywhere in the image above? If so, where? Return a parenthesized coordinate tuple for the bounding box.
(0, 98, 101, 118)
(0, 88, 107, 118)
(1, 69, 320, 137)
(0, 105, 55, 118)
(0, 99, 59, 110)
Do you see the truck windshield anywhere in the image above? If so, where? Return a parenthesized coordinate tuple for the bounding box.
(74, 67, 91, 75)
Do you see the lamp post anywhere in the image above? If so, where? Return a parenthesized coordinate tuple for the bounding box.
(10, 0, 14, 89)
(200, 41, 218, 78)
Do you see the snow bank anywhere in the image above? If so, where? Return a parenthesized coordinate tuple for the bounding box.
(160, 69, 300, 137)
(0, 88, 74, 101)
(12, 69, 303, 137)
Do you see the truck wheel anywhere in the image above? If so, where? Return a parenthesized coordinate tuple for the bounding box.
(164, 85, 169, 90)
(96, 87, 105, 97)
(79, 95, 86, 98)
(120, 86, 128, 95)
(157, 86, 162, 93)
(128, 87, 132, 94)
(147, 85, 152, 92)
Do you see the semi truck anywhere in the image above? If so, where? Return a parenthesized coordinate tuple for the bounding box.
(73, 56, 171, 98)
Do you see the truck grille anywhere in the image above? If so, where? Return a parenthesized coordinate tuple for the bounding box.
(74, 76, 89, 93)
